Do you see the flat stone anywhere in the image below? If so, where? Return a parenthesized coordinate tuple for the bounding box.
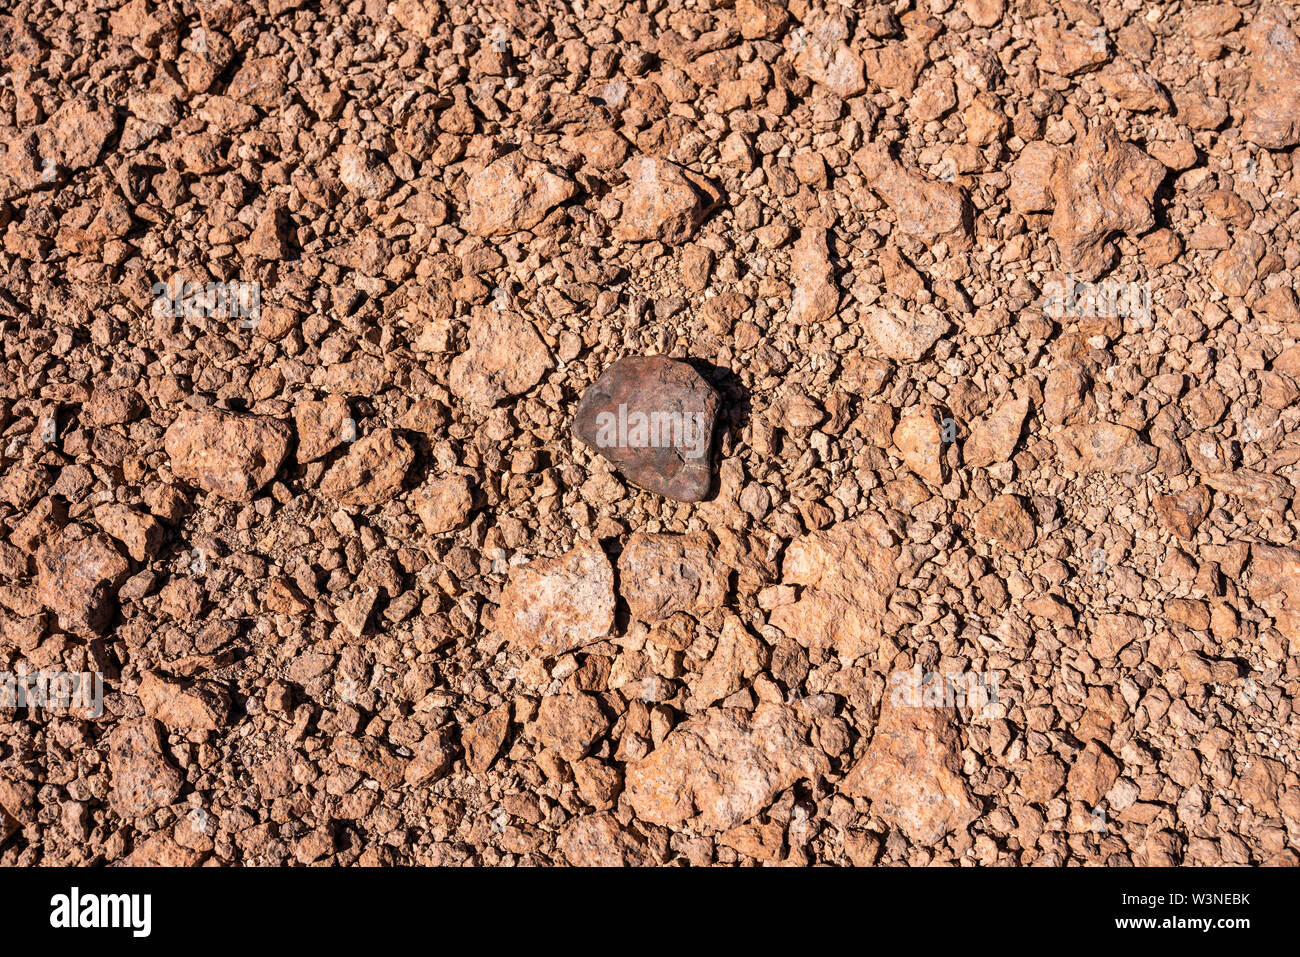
(863, 303, 949, 362)
(93, 503, 164, 562)
(611, 156, 712, 243)
(293, 394, 349, 464)
(768, 514, 901, 658)
(319, 428, 413, 506)
(788, 227, 839, 325)
(494, 539, 615, 657)
(1066, 742, 1121, 807)
(572, 355, 720, 502)
(1047, 124, 1165, 280)
(449, 307, 552, 406)
(624, 704, 828, 831)
(1242, 7, 1300, 149)
(617, 531, 728, 622)
(463, 152, 576, 237)
(840, 694, 980, 846)
(35, 524, 131, 636)
(463, 704, 511, 773)
(529, 693, 610, 761)
(973, 494, 1036, 552)
(1154, 486, 1211, 540)
(137, 671, 232, 731)
(1054, 422, 1158, 474)
(107, 718, 185, 818)
(893, 404, 946, 486)
(964, 395, 1030, 468)
(164, 407, 292, 502)
(412, 474, 475, 534)
(855, 142, 972, 251)
(558, 813, 650, 866)
(791, 9, 866, 98)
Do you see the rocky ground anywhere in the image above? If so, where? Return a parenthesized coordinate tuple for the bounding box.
(1, 0, 1298, 867)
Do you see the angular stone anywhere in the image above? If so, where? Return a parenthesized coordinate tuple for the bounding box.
(337, 144, 396, 199)
(293, 395, 349, 464)
(243, 200, 292, 260)
(494, 540, 615, 657)
(788, 227, 838, 325)
(320, 429, 413, 506)
(335, 586, 378, 639)
(769, 515, 900, 658)
(617, 531, 728, 622)
(860, 40, 929, 96)
(463, 152, 576, 236)
(38, 98, 117, 171)
(1154, 486, 1211, 540)
(463, 704, 511, 773)
(736, 0, 789, 39)
(1047, 124, 1165, 280)
(35, 524, 130, 636)
(107, 718, 185, 818)
(83, 386, 142, 427)
(841, 695, 980, 846)
(718, 821, 785, 862)
(963, 0, 1005, 28)
(404, 727, 457, 786)
(1247, 544, 1300, 641)
(1242, 6, 1300, 149)
(863, 303, 949, 362)
(558, 813, 650, 866)
(688, 614, 766, 710)
(611, 156, 711, 243)
(126, 831, 204, 867)
(855, 143, 972, 250)
(572, 355, 720, 502)
(893, 405, 946, 486)
(389, 0, 440, 39)
(93, 503, 164, 563)
(571, 758, 624, 810)
(164, 407, 291, 502)
(412, 474, 475, 534)
(1008, 141, 1063, 215)
(529, 693, 610, 761)
(1090, 612, 1143, 659)
(964, 395, 1030, 467)
(449, 307, 552, 406)
(1054, 422, 1158, 474)
(333, 734, 404, 788)
(624, 704, 828, 831)
(137, 671, 231, 731)
(1019, 753, 1067, 805)
(973, 493, 1036, 551)
(1201, 470, 1291, 510)
(791, 9, 865, 98)
(1098, 62, 1171, 112)
(1036, 22, 1111, 76)
(1066, 742, 1121, 806)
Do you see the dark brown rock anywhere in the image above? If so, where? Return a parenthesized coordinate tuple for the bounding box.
(572, 355, 720, 502)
